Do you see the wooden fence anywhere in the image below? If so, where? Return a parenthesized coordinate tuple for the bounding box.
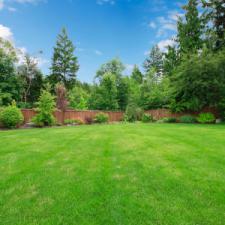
(21, 109, 124, 124)
(21, 108, 218, 124)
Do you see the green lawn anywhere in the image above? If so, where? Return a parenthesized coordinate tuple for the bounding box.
(1, 123, 225, 225)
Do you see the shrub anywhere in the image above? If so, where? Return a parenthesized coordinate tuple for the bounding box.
(142, 113, 153, 123)
(124, 104, 143, 122)
(17, 102, 33, 109)
(197, 113, 215, 124)
(162, 117, 177, 123)
(180, 115, 196, 123)
(85, 117, 93, 125)
(0, 101, 24, 128)
(32, 90, 56, 127)
(94, 113, 109, 124)
(64, 119, 84, 125)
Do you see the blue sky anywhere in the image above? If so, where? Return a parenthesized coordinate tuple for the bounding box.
(0, 0, 186, 82)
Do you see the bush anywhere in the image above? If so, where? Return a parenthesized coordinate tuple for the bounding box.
(64, 119, 84, 125)
(94, 113, 109, 124)
(142, 113, 153, 123)
(124, 104, 143, 122)
(32, 90, 56, 127)
(85, 117, 93, 125)
(32, 113, 55, 127)
(162, 117, 177, 123)
(17, 102, 33, 109)
(180, 115, 196, 123)
(197, 113, 215, 124)
(0, 101, 24, 128)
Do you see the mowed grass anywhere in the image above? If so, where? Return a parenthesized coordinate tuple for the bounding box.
(0, 124, 225, 225)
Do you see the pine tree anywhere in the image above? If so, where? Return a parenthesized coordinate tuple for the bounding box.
(143, 45, 163, 77)
(117, 77, 130, 111)
(131, 65, 143, 84)
(164, 46, 179, 76)
(50, 28, 79, 90)
(177, 0, 203, 55)
(202, 0, 225, 50)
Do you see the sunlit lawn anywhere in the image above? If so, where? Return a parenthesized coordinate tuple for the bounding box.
(1, 123, 225, 225)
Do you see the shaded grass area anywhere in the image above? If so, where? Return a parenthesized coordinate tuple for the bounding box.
(0, 123, 225, 225)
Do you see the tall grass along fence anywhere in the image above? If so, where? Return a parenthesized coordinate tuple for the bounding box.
(21, 108, 218, 124)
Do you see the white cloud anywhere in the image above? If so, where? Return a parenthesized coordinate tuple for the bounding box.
(157, 16, 177, 32)
(0, 0, 4, 10)
(8, 7, 17, 11)
(0, 24, 48, 68)
(144, 50, 150, 56)
(168, 10, 184, 21)
(149, 10, 184, 38)
(0, 0, 45, 11)
(149, 22, 156, 29)
(158, 39, 175, 52)
(95, 50, 103, 56)
(11, 0, 44, 4)
(97, 0, 115, 5)
(17, 47, 49, 67)
(125, 64, 134, 74)
(0, 24, 13, 41)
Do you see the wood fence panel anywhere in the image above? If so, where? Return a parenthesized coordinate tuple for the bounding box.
(21, 108, 218, 124)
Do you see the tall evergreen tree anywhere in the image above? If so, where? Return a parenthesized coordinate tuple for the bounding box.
(49, 28, 79, 90)
(202, 0, 225, 50)
(143, 45, 163, 77)
(164, 46, 179, 76)
(131, 65, 143, 84)
(177, 0, 203, 55)
(117, 77, 130, 111)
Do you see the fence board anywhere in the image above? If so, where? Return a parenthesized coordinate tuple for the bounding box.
(21, 108, 218, 124)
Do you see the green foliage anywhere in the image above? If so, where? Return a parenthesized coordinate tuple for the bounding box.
(170, 49, 225, 112)
(144, 45, 163, 76)
(218, 98, 225, 121)
(177, 0, 203, 56)
(179, 115, 197, 123)
(197, 112, 215, 124)
(202, 0, 225, 50)
(94, 113, 109, 124)
(162, 117, 177, 123)
(0, 38, 21, 106)
(32, 90, 56, 127)
(0, 101, 24, 128)
(164, 46, 179, 76)
(124, 103, 143, 122)
(141, 113, 153, 123)
(49, 28, 79, 90)
(117, 77, 130, 111)
(131, 65, 143, 84)
(17, 54, 43, 104)
(89, 73, 119, 110)
(68, 86, 88, 110)
(140, 71, 170, 110)
(95, 58, 125, 81)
